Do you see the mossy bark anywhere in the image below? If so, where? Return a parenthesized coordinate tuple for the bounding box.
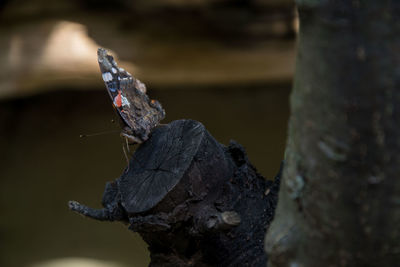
(265, 1, 400, 266)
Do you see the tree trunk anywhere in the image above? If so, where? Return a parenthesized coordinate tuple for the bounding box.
(265, 1, 400, 266)
(70, 119, 280, 266)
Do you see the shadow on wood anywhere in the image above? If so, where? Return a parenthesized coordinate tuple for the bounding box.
(69, 119, 280, 266)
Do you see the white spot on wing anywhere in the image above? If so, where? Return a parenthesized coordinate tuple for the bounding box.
(111, 67, 117, 74)
(102, 72, 113, 82)
(121, 95, 130, 107)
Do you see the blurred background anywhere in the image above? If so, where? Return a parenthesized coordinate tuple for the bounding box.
(0, 0, 296, 266)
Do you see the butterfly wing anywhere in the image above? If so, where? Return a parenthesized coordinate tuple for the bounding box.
(97, 48, 165, 143)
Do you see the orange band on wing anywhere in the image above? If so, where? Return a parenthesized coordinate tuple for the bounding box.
(114, 90, 123, 108)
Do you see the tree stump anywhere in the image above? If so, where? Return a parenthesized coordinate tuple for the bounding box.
(69, 119, 280, 266)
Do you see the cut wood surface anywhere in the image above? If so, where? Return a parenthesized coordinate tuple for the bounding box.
(70, 119, 281, 266)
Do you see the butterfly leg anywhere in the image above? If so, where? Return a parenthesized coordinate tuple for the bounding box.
(125, 136, 130, 153)
(121, 131, 143, 145)
(122, 142, 131, 172)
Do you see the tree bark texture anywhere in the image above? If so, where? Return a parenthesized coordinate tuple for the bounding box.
(265, 1, 400, 266)
(70, 119, 280, 266)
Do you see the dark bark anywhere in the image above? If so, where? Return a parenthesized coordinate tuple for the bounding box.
(70, 119, 280, 266)
(265, 1, 400, 266)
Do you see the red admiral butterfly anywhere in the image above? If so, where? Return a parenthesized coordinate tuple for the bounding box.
(97, 48, 165, 144)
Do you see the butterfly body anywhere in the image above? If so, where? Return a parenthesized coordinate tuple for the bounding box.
(97, 48, 165, 144)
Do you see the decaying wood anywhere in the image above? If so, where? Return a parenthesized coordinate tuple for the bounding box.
(70, 119, 280, 266)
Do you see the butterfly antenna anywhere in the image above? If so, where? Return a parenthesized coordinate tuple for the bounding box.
(80, 130, 119, 138)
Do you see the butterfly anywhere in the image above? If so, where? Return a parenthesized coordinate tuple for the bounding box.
(97, 48, 165, 144)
